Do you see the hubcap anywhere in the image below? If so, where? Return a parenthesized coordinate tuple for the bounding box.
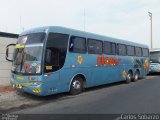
(72, 80, 81, 90)
(127, 74, 131, 80)
(135, 74, 138, 80)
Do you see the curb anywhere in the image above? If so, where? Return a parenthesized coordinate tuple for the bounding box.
(0, 85, 15, 93)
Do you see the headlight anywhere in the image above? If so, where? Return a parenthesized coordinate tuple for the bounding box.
(36, 65, 41, 73)
(11, 66, 16, 71)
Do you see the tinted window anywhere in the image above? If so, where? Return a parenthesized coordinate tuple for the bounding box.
(45, 33, 69, 73)
(112, 43, 116, 55)
(150, 51, 160, 63)
(118, 44, 127, 56)
(142, 48, 149, 57)
(135, 47, 142, 57)
(18, 33, 46, 45)
(103, 41, 116, 55)
(69, 36, 86, 53)
(88, 39, 102, 54)
(127, 46, 135, 56)
(150, 51, 160, 59)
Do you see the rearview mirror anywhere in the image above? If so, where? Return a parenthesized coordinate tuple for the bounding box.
(6, 44, 16, 62)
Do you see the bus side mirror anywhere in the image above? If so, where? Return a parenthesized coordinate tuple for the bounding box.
(6, 44, 16, 62)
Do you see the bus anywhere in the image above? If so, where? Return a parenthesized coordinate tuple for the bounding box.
(6, 26, 149, 96)
(149, 48, 160, 73)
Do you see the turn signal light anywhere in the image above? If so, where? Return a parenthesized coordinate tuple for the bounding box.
(32, 88, 41, 93)
(44, 74, 52, 77)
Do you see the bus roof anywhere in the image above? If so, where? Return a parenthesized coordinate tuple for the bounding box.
(20, 26, 148, 48)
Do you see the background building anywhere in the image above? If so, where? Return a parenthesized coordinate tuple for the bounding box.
(0, 32, 18, 86)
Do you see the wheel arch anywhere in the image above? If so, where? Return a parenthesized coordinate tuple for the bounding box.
(135, 69, 140, 75)
(69, 73, 87, 91)
(128, 69, 133, 76)
(125, 69, 133, 84)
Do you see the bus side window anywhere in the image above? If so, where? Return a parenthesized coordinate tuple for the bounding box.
(103, 41, 116, 55)
(88, 39, 103, 54)
(127, 45, 135, 56)
(142, 48, 149, 57)
(135, 47, 142, 57)
(69, 36, 86, 53)
(118, 44, 127, 56)
(111, 43, 116, 55)
(103, 41, 112, 55)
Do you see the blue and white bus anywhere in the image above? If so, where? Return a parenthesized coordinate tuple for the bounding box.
(149, 48, 160, 73)
(6, 26, 149, 96)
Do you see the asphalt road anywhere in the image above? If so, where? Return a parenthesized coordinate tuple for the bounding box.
(13, 74, 160, 114)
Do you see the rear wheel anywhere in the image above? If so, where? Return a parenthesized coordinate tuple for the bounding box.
(70, 76, 83, 95)
(126, 71, 132, 84)
(133, 71, 139, 82)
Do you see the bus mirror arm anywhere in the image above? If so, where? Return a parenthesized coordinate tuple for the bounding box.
(6, 47, 9, 57)
(5, 44, 16, 62)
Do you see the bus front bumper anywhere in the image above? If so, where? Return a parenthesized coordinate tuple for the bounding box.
(10, 78, 45, 96)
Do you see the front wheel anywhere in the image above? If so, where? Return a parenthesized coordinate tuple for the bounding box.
(70, 77, 83, 95)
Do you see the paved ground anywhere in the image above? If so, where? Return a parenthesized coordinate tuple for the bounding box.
(0, 74, 159, 116)
(1, 74, 159, 115)
(13, 75, 160, 114)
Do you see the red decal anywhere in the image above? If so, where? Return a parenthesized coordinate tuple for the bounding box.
(105, 57, 110, 66)
(97, 55, 121, 66)
(97, 55, 105, 66)
(111, 58, 116, 65)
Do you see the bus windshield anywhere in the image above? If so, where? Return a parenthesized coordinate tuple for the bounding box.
(150, 51, 160, 63)
(12, 33, 46, 74)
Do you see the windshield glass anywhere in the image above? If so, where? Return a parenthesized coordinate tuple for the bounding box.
(12, 33, 45, 74)
(18, 32, 45, 45)
(23, 45, 42, 61)
(150, 51, 160, 63)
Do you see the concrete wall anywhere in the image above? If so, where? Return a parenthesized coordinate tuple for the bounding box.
(0, 37, 17, 86)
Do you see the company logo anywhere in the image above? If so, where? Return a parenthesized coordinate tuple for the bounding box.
(144, 60, 149, 69)
(122, 70, 127, 78)
(97, 55, 121, 66)
(77, 56, 83, 64)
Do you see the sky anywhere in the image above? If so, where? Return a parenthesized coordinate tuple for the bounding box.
(0, 0, 159, 48)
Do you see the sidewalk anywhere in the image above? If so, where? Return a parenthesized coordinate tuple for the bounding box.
(0, 85, 14, 93)
(0, 85, 42, 113)
(0, 85, 16, 112)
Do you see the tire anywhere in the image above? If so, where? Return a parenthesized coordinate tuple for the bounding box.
(70, 76, 83, 95)
(126, 71, 132, 84)
(133, 71, 139, 82)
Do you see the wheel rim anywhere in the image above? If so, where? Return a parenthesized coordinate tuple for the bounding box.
(135, 73, 139, 80)
(72, 80, 81, 90)
(127, 73, 132, 80)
